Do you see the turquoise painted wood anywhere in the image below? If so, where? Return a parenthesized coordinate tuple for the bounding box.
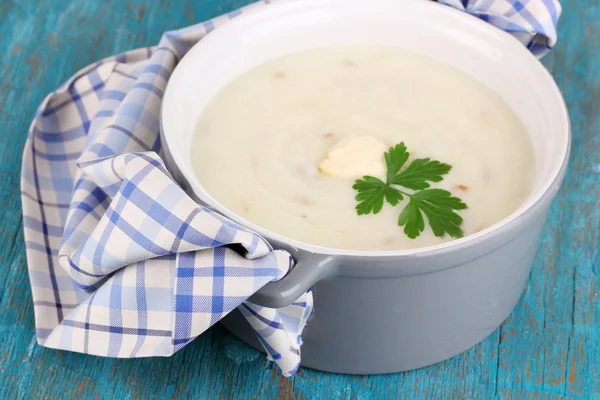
(0, 0, 598, 398)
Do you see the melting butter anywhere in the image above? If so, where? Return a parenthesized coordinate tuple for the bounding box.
(318, 135, 387, 179)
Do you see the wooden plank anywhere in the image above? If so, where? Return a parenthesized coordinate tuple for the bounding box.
(0, 0, 597, 398)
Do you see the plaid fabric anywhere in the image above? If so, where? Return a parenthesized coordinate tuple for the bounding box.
(20, 0, 559, 377)
(438, 0, 561, 57)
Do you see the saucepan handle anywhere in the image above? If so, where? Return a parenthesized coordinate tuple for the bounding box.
(248, 253, 338, 308)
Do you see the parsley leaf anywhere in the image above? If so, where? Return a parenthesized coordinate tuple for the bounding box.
(396, 198, 424, 239)
(399, 189, 467, 239)
(390, 158, 452, 190)
(353, 176, 403, 215)
(353, 142, 467, 239)
(384, 143, 409, 183)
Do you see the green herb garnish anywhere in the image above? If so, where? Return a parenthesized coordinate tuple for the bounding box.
(353, 143, 467, 239)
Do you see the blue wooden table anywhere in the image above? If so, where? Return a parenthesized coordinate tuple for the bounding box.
(0, 1, 598, 398)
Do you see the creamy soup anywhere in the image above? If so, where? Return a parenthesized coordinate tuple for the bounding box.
(191, 46, 534, 251)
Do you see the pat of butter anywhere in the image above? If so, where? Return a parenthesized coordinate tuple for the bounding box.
(318, 135, 387, 179)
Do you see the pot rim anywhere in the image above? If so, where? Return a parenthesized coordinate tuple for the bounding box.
(161, 0, 571, 261)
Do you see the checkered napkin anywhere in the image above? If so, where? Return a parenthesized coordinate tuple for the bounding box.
(20, 0, 560, 377)
(438, 0, 561, 57)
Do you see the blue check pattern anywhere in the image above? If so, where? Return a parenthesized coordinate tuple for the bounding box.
(20, 0, 559, 377)
(438, 0, 561, 57)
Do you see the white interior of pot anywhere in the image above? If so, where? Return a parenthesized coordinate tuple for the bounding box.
(161, 0, 569, 255)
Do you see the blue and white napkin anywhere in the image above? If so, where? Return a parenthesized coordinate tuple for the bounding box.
(439, 0, 560, 57)
(20, 0, 560, 376)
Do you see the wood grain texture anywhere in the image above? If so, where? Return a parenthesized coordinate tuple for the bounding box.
(0, 0, 598, 398)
